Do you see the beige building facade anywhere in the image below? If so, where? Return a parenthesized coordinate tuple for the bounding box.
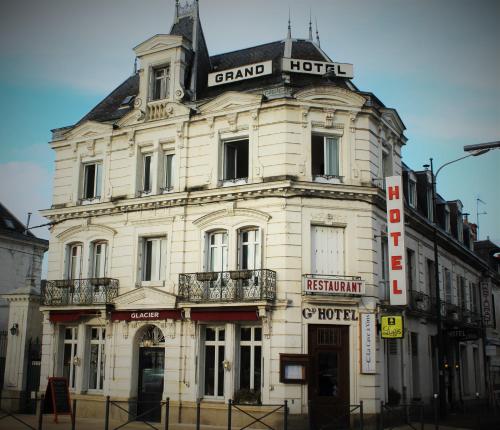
(38, 2, 499, 425)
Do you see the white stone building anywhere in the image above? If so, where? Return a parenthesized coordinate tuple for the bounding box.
(38, 1, 499, 426)
(0, 202, 48, 398)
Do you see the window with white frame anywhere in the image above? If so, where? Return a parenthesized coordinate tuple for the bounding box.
(151, 65, 170, 100)
(239, 228, 260, 270)
(82, 162, 102, 201)
(311, 225, 344, 275)
(444, 268, 452, 304)
(406, 248, 415, 291)
(381, 146, 392, 179)
(444, 206, 451, 232)
(312, 135, 339, 178)
(141, 153, 153, 194)
(203, 327, 225, 398)
(408, 179, 417, 208)
(223, 139, 248, 183)
(67, 243, 83, 279)
(162, 153, 175, 192)
(208, 231, 228, 272)
(88, 327, 106, 391)
(457, 213, 464, 242)
(63, 327, 78, 390)
(238, 326, 262, 393)
(141, 237, 166, 282)
(91, 241, 107, 278)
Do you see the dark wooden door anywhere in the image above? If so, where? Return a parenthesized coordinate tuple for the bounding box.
(308, 325, 350, 430)
(137, 347, 165, 422)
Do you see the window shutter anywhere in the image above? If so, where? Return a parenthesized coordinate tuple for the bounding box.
(160, 237, 167, 281)
(137, 239, 144, 283)
(95, 164, 102, 198)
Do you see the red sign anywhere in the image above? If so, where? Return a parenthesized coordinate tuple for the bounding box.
(111, 309, 182, 321)
(385, 176, 407, 305)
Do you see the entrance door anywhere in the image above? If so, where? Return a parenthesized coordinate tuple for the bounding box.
(137, 347, 165, 422)
(308, 325, 350, 430)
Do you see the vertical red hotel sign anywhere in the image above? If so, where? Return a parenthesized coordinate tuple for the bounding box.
(386, 176, 408, 305)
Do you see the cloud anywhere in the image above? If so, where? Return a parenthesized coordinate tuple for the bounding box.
(0, 162, 52, 241)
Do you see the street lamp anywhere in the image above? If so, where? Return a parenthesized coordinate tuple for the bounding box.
(429, 140, 498, 417)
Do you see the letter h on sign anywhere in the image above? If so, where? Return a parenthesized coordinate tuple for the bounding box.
(385, 176, 408, 306)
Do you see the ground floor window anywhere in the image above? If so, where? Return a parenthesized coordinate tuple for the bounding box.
(239, 326, 262, 392)
(63, 327, 78, 390)
(88, 327, 106, 391)
(203, 327, 225, 398)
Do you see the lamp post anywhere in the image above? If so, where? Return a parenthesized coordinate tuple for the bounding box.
(428, 141, 498, 417)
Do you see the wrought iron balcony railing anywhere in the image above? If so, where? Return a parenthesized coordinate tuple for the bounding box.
(408, 290, 434, 316)
(41, 278, 119, 306)
(178, 269, 276, 303)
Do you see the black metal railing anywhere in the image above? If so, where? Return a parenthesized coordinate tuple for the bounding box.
(178, 269, 276, 303)
(408, 291, 434, 316)
(41, 278, 119, 306)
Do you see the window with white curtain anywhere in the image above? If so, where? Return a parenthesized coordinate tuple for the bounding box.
(67, 243, 83, 279)
(239, 228, 260, 270)
(141, 237, 166, 282)
(312, 135, 339, 178)
(208, 231, 228, 272)
(91, 241, 107, 278)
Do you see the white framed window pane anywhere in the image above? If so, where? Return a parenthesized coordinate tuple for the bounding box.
(143, 155, 152, 192)
(95, 163, 102, 198)
(93, 242, 107, 277)
(164, 154, 174, 189)
(69, 245, 82, 279)
(325, 137, 339, 176)
(209, 232, 228, 271)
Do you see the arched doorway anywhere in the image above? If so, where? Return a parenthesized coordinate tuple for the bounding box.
(137, 325, 165, 422)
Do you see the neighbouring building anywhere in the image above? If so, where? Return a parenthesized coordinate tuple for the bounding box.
(0, 202, 48, 399)
(38, 1, 500, 426)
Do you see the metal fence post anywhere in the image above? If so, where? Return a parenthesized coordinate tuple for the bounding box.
(476, 393, 481, 430)
(71, 399, 77, 430)
(284, 400, 288, 430)
(227, 399, 232, 430)
(196, 398, 201, 430)
(420, 402, 424, 430)
(379, 401, 384, 430)
(164, 398, 169, 430)
(433, 394, 439, 430)
(38, 394, 44, 430)
(359, 400, 364, 430)
(105, 395, 110, 430)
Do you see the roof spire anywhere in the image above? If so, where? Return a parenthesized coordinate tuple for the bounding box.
(308, 10, 313, 41)
(175, 0, 180, 21)
(315, 18, 320, 47)
(287, 8, 292, 39)
(133, 57, 138, 75)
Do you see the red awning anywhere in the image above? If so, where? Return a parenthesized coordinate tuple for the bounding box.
(49, 310, 98, 323)
(190, 308, 259, 321)
(111, 309, 182, 322)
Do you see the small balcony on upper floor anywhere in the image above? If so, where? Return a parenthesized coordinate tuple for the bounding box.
(178, 269, 276, 304)
(41, 278, 119, 306)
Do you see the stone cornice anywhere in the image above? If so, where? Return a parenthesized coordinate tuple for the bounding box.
(41, 181, 380, 222)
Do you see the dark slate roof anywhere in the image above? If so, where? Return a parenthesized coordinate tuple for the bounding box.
(211, 41, 284, 70)
(77, 74, 139, 125)
(170, 16, 193, 42)
(291, 40, 329, 62)
(0, 202, 48, 246)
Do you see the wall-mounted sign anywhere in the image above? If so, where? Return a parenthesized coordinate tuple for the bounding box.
(447, 328, 479, 341)
(385, 176, 408, 306)
(279, 354, 308, 384)
(111, 309, 181, 321)
(360, 313, 376, 374)
(302, 306, 358, 322)
(303, 276, 365, 295)
(481, 281, 493, 327)
(381, 315, 404, 339)
(208, 60, 273, 87)
(282, 58, 354, 78)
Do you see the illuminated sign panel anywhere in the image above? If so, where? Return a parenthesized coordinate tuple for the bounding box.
(381, 315, 404, 339)
(360, 313, 376, 373)
(385, 176, 408, 305)
(282, 58, 354, 78)
(207, 61, 272, 87)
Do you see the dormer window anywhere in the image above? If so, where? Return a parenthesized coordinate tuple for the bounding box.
(457, 213, 464, 242)
(408, 179, 417, 208)
(151, 66, 170, 100)
(444, 206, 451, 233)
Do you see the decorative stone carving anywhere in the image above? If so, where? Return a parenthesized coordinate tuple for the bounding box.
(121, 321, 129, 339)
(226, 113, 238, 132)
(325, 109, 335, 128)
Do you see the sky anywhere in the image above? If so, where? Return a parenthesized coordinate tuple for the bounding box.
(0, 0, 499, 250)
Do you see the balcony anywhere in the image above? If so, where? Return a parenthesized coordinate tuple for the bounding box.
(178, 269, 276, 303)
(41, 278, 119, 306)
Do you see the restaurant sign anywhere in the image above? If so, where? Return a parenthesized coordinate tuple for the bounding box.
(303, 276, 365, 296)
(302, 306, 358, 322)
(111, 309, 181, 321)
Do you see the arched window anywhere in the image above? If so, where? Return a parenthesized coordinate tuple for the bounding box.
(67, 243, 83, 279)
(91, 241, 108, 278)
(238, 228, 260, 270)
(207, 231, 228, 272)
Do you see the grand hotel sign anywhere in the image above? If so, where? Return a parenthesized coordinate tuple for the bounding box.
(303, 275, 365, 296)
